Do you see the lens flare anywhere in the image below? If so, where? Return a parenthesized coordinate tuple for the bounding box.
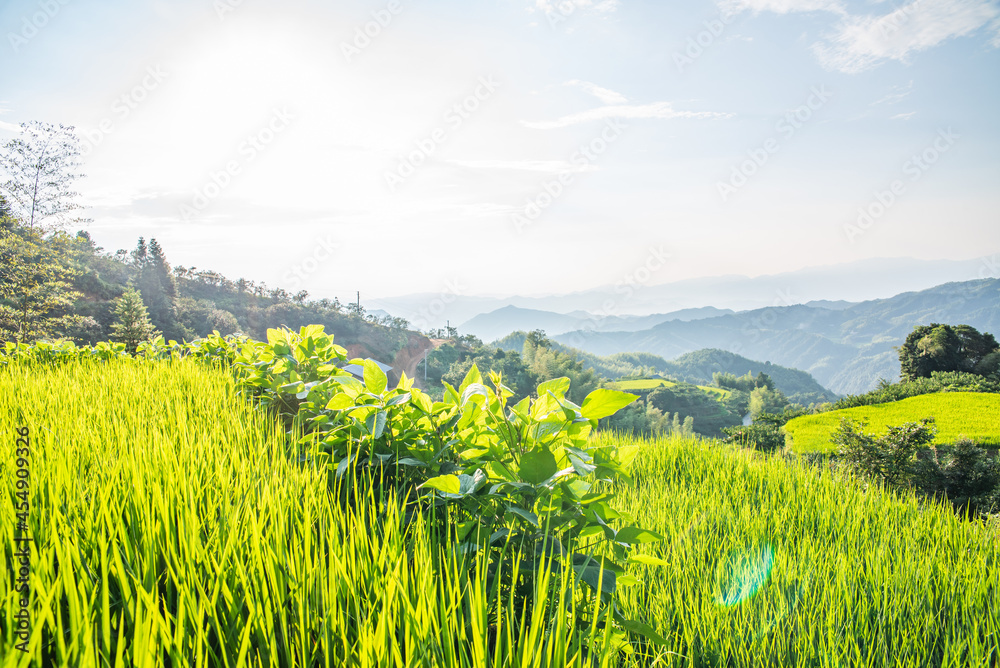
(713, 544, 775, 607)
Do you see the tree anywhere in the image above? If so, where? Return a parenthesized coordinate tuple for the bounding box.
(0, 222, 88, 344)
(0, 121, 90, 231)
(111, 287, 158, 353)
(898, 323, 999, 381)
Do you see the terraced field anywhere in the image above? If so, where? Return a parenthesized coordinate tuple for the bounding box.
(784, 392, 1000, 453)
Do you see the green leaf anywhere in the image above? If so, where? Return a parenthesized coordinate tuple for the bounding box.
(580, 389, 638, 420)
(419, 474, 461, 495)
(396, 457, 427, 468)
(326, 393, 354, 410)
(460, 382, 490, 407)
(519, 448, 558, 485)
(617, 574, 641, 587)
(537, 377, 570, 399)
(385, 392, 411, 407)
(459, 364, 483, 394)
(366, 411, 387, 440)
(505, 505, 539, 528)
(569, 454, 596, 476)
(613, 613, 668, 646)
(363, 359, 388, 395)
(629, 554, 670, 568)
(572, 554, 616, 597)
(615, 526, 665, 545)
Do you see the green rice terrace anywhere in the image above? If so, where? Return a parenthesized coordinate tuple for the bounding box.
(784, 393, 1000, 454)
(1, 330, 998, 667)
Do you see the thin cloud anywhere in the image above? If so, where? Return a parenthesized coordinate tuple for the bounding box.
(812, 0, 1000, 73)
(564, 80, 629, 105)
(872, 80, 914, 105)
(890, 111, 917, 120)
(0, 120, 21, 133)
(719, 0, 847, 17)
(523, 102, 732, 129)
(447, 159, 597, 173)
(533, 0, 619, 14)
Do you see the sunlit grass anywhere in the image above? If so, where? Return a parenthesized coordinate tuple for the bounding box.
(598, 431, 1000, 667)
(0, 359, 619, 667)
(784, 392, 1000, 453)
(3, 362, 997, 666)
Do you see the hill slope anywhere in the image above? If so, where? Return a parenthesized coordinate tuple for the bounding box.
(784, 393, 1000, 453)
(494, 332, 837, 404)
(553, 278, 1000, 395)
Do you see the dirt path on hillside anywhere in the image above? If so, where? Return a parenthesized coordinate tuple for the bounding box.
(396, 337, 448, 387)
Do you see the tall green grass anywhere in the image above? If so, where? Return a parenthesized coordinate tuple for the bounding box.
(605, 432, 1000, 666)
(784, 392, 1000, 453)
(3, 361, 998, 666)
(0, 360, 617, 667)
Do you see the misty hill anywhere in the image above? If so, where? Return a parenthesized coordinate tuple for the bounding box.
(551, 279, 1000, 396)
(460, 305, 734, 343)
(374, 254, 998, 331)
(493, 332, 836, 405)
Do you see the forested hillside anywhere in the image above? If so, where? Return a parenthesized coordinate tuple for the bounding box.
(494, 331, 837, 405)
(0, 213, 413, 364)
(550, 279, 1000, 395)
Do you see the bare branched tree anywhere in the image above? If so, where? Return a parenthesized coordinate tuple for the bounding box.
(0, 121, 91, 232)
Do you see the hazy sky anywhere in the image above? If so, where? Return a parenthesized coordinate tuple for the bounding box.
(2, 0, 998, 304)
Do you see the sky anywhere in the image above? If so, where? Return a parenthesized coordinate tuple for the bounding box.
(1, 0, 999, 308)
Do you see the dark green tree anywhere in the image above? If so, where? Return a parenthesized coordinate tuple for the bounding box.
(0, 222, 88, 343)
(110, 287, 158, 353)
(898, 324, 999, 381)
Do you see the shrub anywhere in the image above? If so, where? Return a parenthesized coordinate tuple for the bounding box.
(911, 438, 1000, 515)
(832, 417, 936, 489)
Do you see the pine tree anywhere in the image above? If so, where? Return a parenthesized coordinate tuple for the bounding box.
(110, 287, 158, 353)
(132, 237, 181, 341)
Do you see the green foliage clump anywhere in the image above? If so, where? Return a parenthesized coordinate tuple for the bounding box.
(834, 370, 1000, 409)
(898, 323, 999, 382)
(110, 287, 158, 353)
(833, 417, 936, 489)
(833, 417, 1000, 517)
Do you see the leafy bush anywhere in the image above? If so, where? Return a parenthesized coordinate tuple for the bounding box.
(911, 438, 1000, 515)
(834, 371, 1000, 410)
(832, 417, 936, 489)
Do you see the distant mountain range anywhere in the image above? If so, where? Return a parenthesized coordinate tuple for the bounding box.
(549, 278, 1000, 396)
(371, 254, 999, 331)
(458, 305, 734, 344)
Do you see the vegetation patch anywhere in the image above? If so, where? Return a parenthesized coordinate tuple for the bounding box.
(784, 392, 1000, 453)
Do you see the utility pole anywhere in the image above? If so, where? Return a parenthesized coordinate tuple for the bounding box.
(356, 291, 360, 312)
